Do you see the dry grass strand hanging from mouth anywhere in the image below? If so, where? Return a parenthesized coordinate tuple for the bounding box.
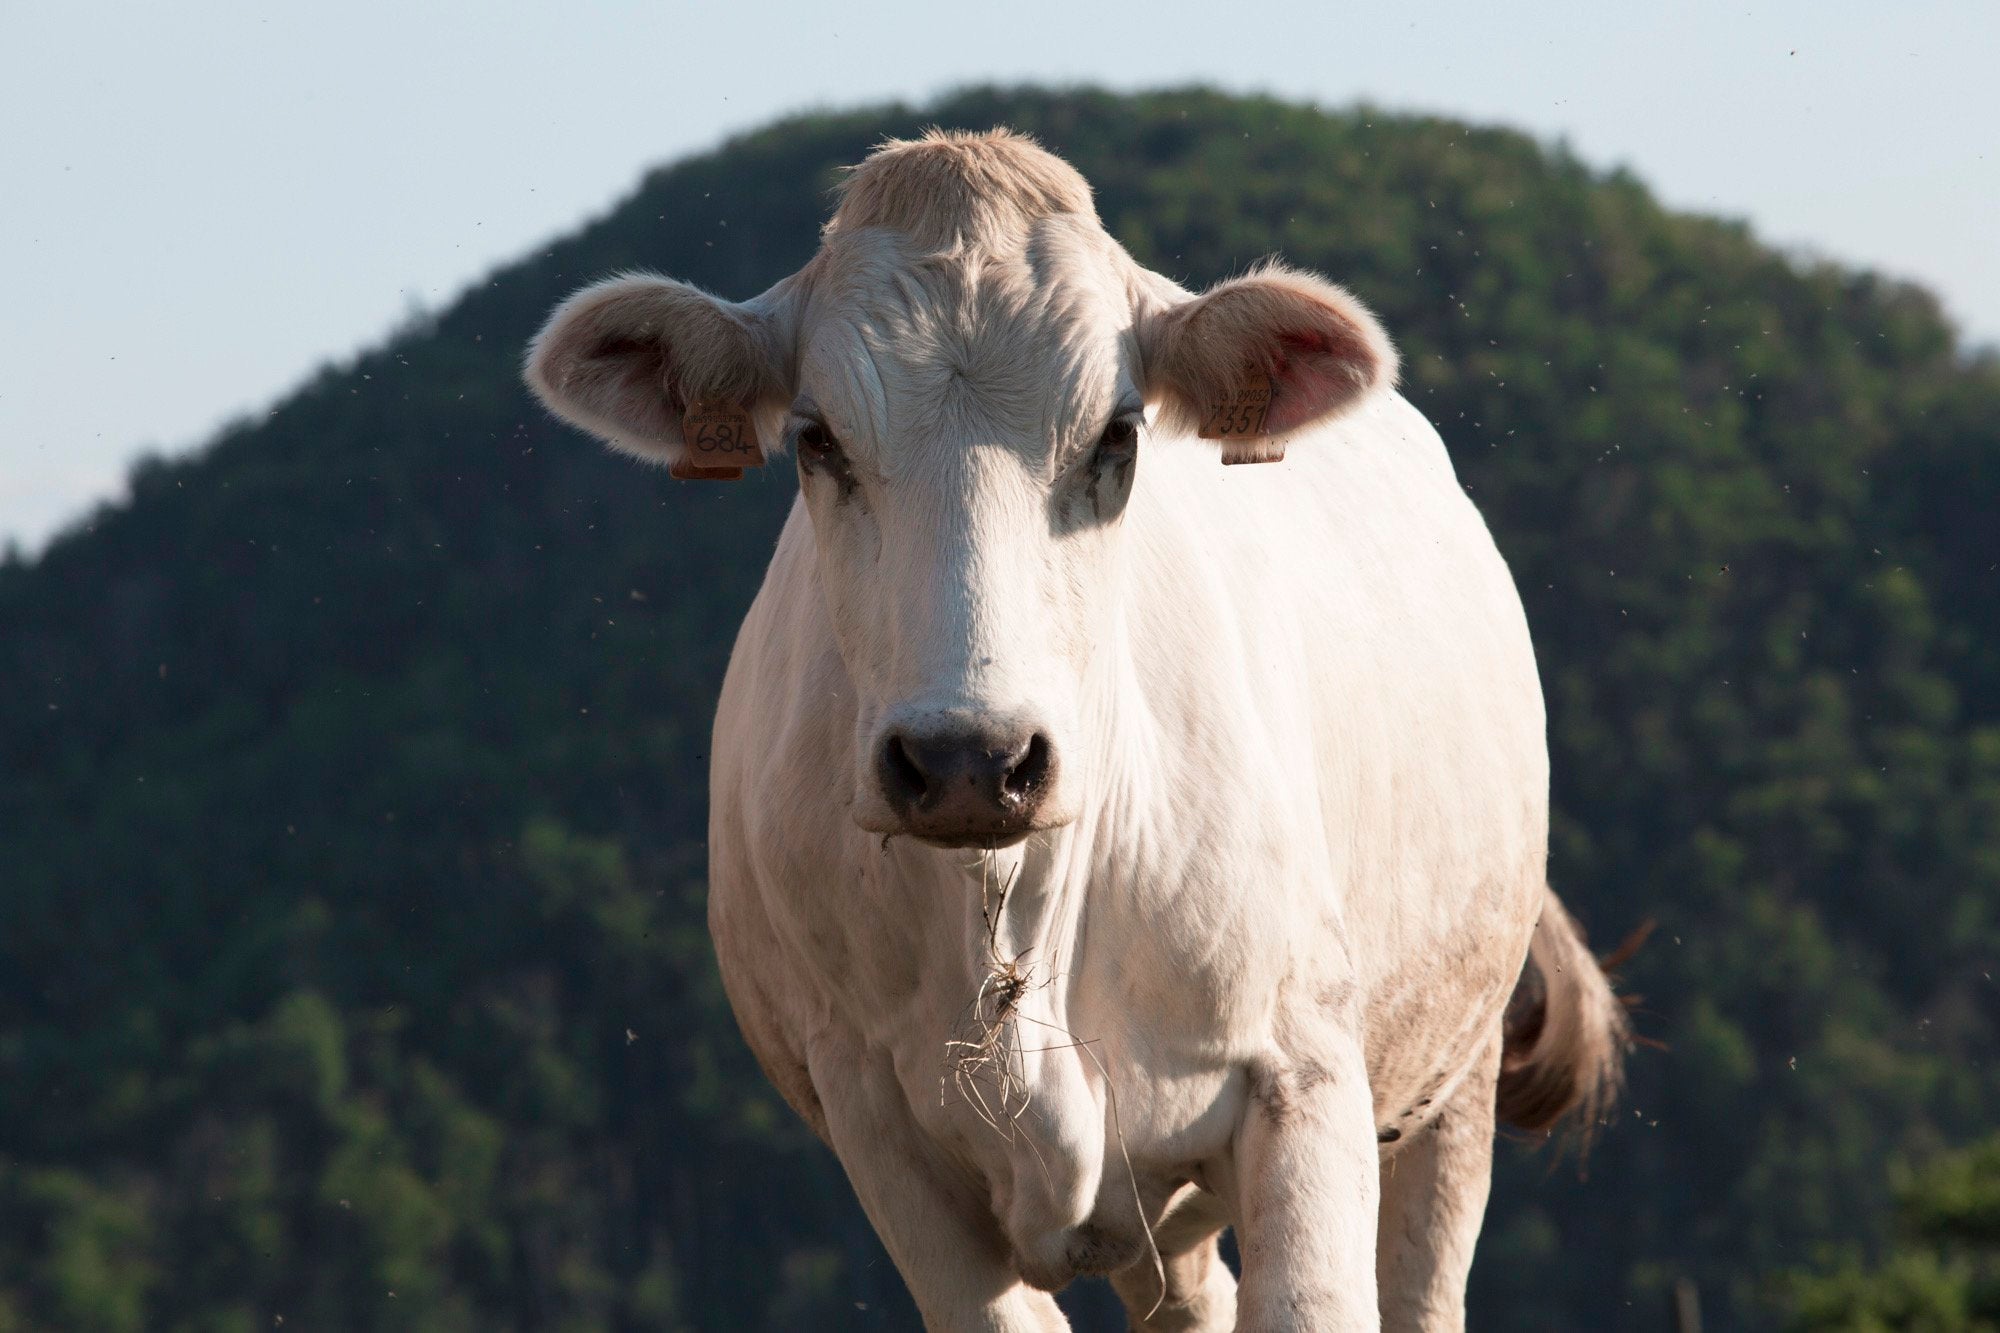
(937, 850, 1167, 1318)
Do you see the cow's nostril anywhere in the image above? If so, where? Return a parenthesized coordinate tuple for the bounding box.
(883, 734, 928, 805)
(1003, 733, 1053, 805)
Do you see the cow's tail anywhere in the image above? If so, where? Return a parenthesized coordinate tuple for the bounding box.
(1496, 888, 1636, 1141)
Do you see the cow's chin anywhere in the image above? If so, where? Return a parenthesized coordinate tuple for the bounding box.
(853, 814, 1045, 851)
(908, 827, 1037, 851)
(850, 801, 1076, 851)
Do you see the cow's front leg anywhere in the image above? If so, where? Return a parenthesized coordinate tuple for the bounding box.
(807, 1035, 1066, 1333)
(1232, 1036, 1383, 1332)
(1373, 1035, 1501, 1332)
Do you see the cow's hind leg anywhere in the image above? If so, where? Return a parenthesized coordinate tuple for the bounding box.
(1108, 1186, 1236, 1331)
(1373, 1034, 1501, 1333)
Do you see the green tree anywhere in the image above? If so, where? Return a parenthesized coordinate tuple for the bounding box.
(1788, 1134, 2000, 1331)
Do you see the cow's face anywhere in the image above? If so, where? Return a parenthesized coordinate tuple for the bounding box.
(526, 131, 1393, 848)
(773, 220, 1158, 847)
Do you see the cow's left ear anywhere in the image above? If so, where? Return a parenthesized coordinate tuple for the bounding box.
(1137, 264, 1397, 456)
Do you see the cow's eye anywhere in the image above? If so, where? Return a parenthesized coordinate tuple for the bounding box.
(1094, 415, 1140, 465)
(795, 419, 842, 469)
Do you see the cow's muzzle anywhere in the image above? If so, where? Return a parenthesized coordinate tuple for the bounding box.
(875, 724, 1057, 847)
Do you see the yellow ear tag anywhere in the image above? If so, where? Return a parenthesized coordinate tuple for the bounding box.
(1198, 371, 1285, 465)
(671, 400, 764, 480)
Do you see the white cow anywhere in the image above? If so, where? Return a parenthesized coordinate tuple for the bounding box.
(527, 129, 1627, 1332)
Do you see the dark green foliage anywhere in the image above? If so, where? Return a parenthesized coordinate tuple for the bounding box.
(1787, 1134, 2000, 1330)
(1, 87, 1995, 1329)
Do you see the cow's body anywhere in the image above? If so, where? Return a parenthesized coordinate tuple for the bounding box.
(528, 129, 1625, 1331)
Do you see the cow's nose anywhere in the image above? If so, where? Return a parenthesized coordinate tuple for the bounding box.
(877, 726, 1056, 844)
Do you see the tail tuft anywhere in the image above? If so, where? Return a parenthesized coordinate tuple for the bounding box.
(1497, 890, 1635, 1142)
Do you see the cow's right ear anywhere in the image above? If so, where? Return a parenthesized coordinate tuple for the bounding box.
(524, 274, 790, 471)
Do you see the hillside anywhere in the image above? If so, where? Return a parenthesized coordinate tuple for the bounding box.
(2, 87, 1997, 1331)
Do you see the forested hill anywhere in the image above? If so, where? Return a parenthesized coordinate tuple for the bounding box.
(3, 87, 1997, 1331)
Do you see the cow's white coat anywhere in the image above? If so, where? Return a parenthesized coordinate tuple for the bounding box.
(527, 130, 1624, 1332)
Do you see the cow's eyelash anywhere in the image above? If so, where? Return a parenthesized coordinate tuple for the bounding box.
(794, 418, 837, 452)
(1089, 408, 1144, 456)
(1097, 416, 1140, 452)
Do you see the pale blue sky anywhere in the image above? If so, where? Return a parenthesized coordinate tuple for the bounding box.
(3, 1, 1995, 551)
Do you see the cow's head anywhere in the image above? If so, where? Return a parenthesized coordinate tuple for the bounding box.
(526, 130, 1395, 848)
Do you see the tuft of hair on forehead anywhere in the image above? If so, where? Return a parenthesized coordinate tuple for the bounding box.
(828, 127, 1098, 248)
